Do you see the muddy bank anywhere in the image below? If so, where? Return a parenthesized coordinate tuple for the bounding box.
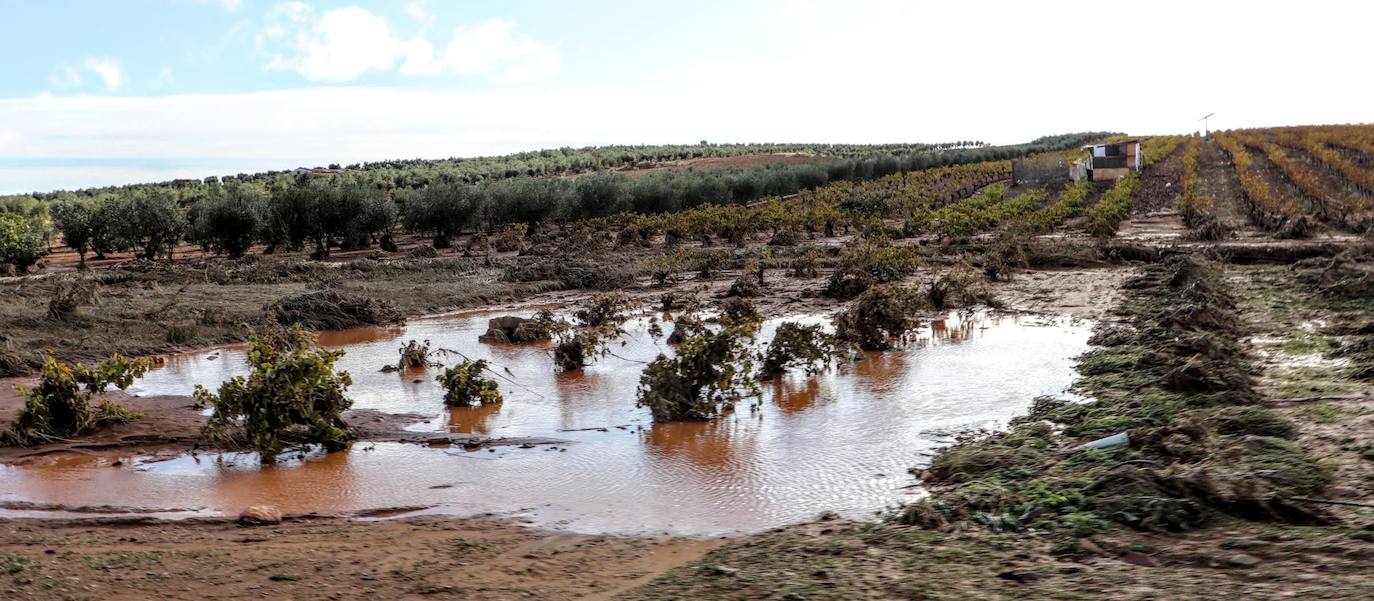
(0, 388, 559, 465)
(0, 514, 720, 601)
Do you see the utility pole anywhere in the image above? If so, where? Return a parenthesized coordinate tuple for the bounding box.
(1199, 112, 1215, 138)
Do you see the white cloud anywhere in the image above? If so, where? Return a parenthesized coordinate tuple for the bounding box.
(267, 6, 404, 81)
(441, 19, 558, 83)
(220, 0, 242, 10)
(84, 57, 124, 91)
(261, 3, 557, 83)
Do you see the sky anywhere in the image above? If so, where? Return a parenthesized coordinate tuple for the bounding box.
(1, 0, 1371, 194)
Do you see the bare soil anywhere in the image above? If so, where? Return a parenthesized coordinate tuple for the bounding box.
(0, 515, 720, 601)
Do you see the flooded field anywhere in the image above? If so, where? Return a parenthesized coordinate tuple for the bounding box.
(1, 309, 1092, 536)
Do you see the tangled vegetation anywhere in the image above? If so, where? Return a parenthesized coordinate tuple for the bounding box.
(196, 322, 355, 463)
(3, 354, 151, 447)
(832, 284, 928, 350)
(395, 339, 436, 370)
(758, 322, 843, 378)
(267, 288, 404, 330)
(899, 255, 1332, 539)
(554, 294, 632, 370)
(637, 300, 763, 422)
(824, 239, 921, 299)
(436, 359, 504, 406)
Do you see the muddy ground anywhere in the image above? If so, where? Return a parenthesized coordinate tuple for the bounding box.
(3, 157, 1373, 598)
(0, 515, 720, 601)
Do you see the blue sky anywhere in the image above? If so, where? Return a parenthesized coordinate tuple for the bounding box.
(2, 0, 1371, 193)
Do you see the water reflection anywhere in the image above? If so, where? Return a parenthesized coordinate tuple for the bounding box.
(3, 309, 1094, 535)
(446, 403, 502, 435)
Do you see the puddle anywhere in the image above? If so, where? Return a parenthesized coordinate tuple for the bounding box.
(0, 309, 1092, 536)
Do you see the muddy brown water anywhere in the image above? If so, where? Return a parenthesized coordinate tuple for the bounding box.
(0, 309, 1092, 536)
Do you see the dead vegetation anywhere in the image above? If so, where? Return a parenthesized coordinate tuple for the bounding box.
(900, 254, 1335, 540)
(267, 288, 404, 330)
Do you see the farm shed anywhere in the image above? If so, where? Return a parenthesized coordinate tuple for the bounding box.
(1073, 140, 1142, 182)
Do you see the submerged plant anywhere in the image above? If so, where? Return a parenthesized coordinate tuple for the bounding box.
(833, 284, 928, 350)
(436, 359, 504, 407)
(636, 304, 762, 422)
(758, 322, 843, 378)
(197, 321, 354, 463)
(395, 339, 435, 370)
(3, 354, 151, 447)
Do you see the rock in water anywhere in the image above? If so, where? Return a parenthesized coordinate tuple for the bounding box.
(238, 505, 283, 526)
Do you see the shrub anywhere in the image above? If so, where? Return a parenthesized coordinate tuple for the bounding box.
(0, 213, 45, 274)
(927, 260, 994, 309)
(824, 240, 920, 299)
(636, 309, 761, 422)
(491, 223, 528, 253)
(197, 322, 354, 462)
(833, 284, 927, 350)
(396, 339, 435, 370)
(790, 250, 822, 278)
(758, 322, 842, 377)
(726, 259, 765, 298)
(437, 359, 503, 406)
(3, 354, 151, 447)
(575, 291, 632, 328)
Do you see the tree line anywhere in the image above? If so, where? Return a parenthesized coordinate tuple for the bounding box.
(0, 132, 1113, 272)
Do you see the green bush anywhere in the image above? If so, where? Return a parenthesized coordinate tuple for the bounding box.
(3, 354, 150, 446)
(437, 359, 504, 406)
(197, 322, 355, 463)
(0, 213, 45, 273)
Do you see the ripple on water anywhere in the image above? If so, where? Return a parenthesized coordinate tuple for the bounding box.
(1, 309, 1093, 536)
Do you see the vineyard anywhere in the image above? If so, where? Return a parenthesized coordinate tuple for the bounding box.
(4, 124, 1374, 601)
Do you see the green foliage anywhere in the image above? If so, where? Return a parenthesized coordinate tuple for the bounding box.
(1084, 173, 1140, 239)
(0, 212, 45, 273)
(575, 291, 631, 328)
(48, 199, 96, 267)
(400, 183, 479, 248)
(187, 185, 267, 258)
(930, 185, 1047, 240)
(196, 322, 354, 463)
(637, 306, 762, 422)
(832, 284, 927, 350)
(824, 239, 921, 299)
(396, 339, 434, 370)
(436, 359, 503, 406)
(3, 353, 151, 446)
(758, 322, 843, 377)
